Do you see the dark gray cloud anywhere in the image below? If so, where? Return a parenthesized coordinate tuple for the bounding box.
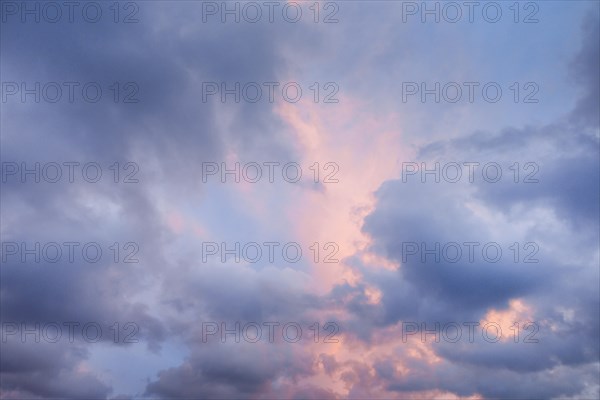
(0, 340, 111, 399)
(1, 3, 309, 397)
(383, 357, 599, 399)
(145, 342, 316, 399)
(569, 13, 600, 129)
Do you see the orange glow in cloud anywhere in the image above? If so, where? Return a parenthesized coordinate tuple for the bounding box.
(268, 93, 463, 398)
(275, 94, 407, 294)
(288, 321, 489, 399)
(163, 208, 207, 239)
(166, 210, 186, 234)
(480, 298, 535, 342)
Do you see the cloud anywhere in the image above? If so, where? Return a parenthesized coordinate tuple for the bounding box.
(325, 10, 599, 398)
(1, 2, 598, 398)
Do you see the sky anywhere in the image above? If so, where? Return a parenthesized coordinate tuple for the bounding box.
(0, 1, 599, 399)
